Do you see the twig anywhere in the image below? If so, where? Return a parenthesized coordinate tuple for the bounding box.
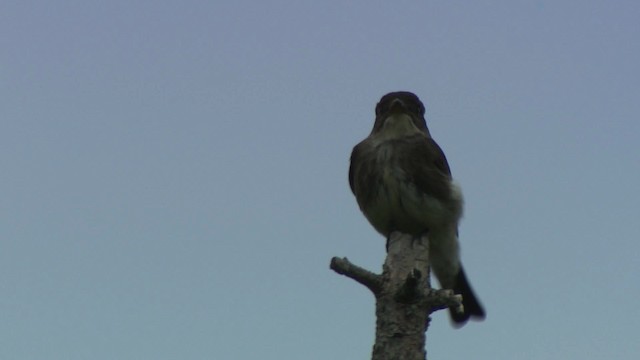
(330, 257, 382, 294)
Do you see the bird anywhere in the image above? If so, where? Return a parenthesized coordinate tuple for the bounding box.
(348, 91, 485, 326)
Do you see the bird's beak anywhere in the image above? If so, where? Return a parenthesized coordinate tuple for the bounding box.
(389, 98, 407, 113)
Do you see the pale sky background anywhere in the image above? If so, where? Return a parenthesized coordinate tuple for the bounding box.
(2, 1, 639, 359)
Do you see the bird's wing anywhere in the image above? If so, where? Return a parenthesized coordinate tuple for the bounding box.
(401, 135, 454, 201)
(425, 136, 452, 177)
(348, 142, 365, 195)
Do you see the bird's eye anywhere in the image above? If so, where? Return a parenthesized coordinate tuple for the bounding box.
(376, 103, 388, 116)
(408, 102, 423, 115)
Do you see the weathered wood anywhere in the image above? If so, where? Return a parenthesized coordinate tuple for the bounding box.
(330, 232, 462, 360)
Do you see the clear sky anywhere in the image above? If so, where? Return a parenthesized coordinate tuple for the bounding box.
(2, 1, 639, 359)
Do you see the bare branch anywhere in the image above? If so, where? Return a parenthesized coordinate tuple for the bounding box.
(423, 289, 463, 314)
(331, 232, 457, 359)
(330, 257, 382, 294)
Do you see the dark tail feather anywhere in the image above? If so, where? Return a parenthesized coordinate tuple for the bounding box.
(449, 267, 486, 327)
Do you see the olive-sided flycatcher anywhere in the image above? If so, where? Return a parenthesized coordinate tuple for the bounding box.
(349, 91, 485, 326)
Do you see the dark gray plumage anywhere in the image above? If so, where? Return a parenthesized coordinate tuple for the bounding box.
(349, 91, 485, 326)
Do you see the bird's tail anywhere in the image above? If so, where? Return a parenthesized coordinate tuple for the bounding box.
(449, 267, 486, 326)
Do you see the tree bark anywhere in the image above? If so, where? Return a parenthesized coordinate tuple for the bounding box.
(330, 232, 461, 360)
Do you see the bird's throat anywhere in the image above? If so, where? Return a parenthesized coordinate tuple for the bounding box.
(377, 114, 421, 140)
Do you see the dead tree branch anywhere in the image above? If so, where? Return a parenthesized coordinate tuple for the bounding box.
(330, 232, 461, 360)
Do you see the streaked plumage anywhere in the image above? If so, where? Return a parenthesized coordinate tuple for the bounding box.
(349, 91, 485, 326)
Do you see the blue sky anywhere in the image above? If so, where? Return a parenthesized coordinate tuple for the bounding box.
(2, 1, 639, 359)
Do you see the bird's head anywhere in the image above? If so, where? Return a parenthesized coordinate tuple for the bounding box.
(371, 91, 430, 138)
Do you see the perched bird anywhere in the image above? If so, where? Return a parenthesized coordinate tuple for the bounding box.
(348, 91, 485, 326)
